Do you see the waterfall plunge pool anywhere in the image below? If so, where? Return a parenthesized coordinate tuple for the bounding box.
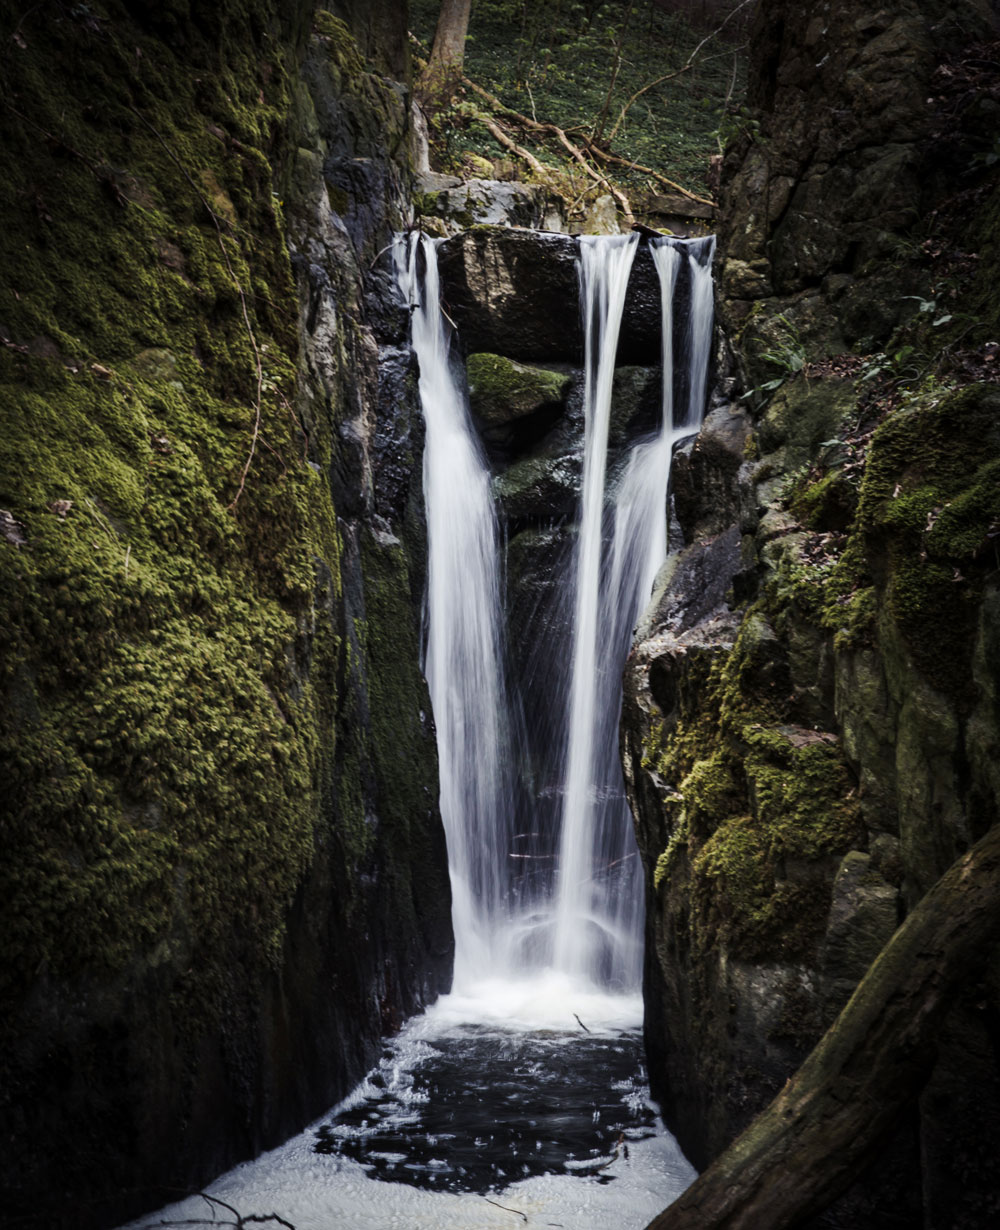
(118, 978, 695, 1230)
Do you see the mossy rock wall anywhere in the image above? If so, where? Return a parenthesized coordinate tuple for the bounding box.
(0, 6, 451, 1227)
(623, 1, 1000, 1224)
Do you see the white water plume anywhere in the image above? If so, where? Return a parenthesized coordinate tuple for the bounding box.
(552, 233, 642, 983)
(395, 233, 512, 990)
(552, 234, 716, 987)
(399, 230, 715, 996)
(679, 235, 716, 432)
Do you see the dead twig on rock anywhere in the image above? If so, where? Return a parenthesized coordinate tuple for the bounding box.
(484, 1196, 528, 1222)
(144, 1190, 295, 1229)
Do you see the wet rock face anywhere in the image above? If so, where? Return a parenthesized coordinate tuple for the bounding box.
(670, 401, 751, 543)
(438, 229, 581, 361)
(622, 1, 1000, 1223)
(437, 228, 663, 364)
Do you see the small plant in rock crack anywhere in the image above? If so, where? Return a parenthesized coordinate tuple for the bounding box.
(741, 314, 806, 402)
(901, 294, 954, 329)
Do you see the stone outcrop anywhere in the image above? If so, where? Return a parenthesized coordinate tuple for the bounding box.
(622, 1, 1000, 1224)
(414, 172, 563, 234)
(437, 227, 664, 362)
(0, 9, 451, 1228)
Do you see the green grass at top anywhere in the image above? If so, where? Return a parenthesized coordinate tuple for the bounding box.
(410, 0, 747, 195)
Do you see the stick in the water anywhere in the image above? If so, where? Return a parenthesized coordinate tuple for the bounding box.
(574, 1013, 590, 1032)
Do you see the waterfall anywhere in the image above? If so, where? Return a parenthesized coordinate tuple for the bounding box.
(677, 234, 717, 433)
(116, 230, 714, 1230)
(552, 233, 641, 982)
(395, 234, 512, 990)
(400, 229, 715, 997)
(550, 234, 715, 985)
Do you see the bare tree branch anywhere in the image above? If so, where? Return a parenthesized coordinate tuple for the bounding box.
(603, 0, 752, 146)
(478, 113, 560, 187)
(552, 124, 635, 225)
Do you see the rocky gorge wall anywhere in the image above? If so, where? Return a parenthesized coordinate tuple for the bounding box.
(0, 5, 452, 1227)
(621, 0, 1000, 1224)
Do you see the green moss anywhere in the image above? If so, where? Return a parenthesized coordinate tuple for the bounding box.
(743, 727, 862, 859)
(0, 1, 341, 1013)
(680, 754, 740, 830)
(755, 377, 856, 470)
(359, 531, 449, 938)
(845, 382, 1000, 695)
(828, 583, 878, 651)
(313, 11, 366, 78)
(644, 599, 862, 962)
(466, 353, 570, 424)
(790, 468, 859, 533)
(926, 458, 1000, 560)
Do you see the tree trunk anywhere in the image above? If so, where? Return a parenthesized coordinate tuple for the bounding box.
(418, 0, 473, 107)
(647, 822, 1000, 1230)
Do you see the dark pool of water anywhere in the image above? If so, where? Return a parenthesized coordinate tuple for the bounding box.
(314, 1025, 657, 1194)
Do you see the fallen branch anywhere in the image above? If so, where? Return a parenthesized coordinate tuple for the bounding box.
(584, 145, 715, 207)
(144, 1190, 295, 1229)
(645, 821, 1000, 1229)
(407, 30, 712, 209)
(478, 113, 559, 188)
(552, 125, 634, 226)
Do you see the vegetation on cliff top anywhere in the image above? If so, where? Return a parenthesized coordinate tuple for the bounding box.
(411, 0, 749, 212)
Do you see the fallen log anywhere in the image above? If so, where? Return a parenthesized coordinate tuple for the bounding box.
(647, 821, 1000, 1229)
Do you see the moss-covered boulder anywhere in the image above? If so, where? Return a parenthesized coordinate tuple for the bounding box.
(467, 352, 571, 425)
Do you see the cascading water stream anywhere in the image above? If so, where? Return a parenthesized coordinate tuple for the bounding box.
(550, 233, 716, 987)
(398, 229, 716, 994)
(607, 234, 717, 615)
(395, 233, 512, 990)
(552, 233, 641, 983)
(676, 234, 717, 434)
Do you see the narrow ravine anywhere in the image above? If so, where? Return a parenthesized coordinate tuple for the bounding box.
(119, 227, 714, 1229)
